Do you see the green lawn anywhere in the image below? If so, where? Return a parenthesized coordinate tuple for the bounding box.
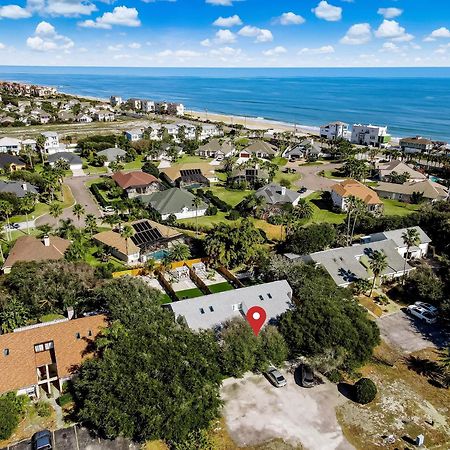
(272, 156, 288, 166)
(160, 294, 172, 304)
(122, 156, 144, 170)
(85, 165, 108, 175)
(306, 192, 346, 225)
(40, 313, 65, 323)
(273, 170, 301, 186)
(320, 169, 343, 180)
(382, 199, 421, 216)
(205, 185, 254, 207)
(175, 155, 214, 165)
(209, 282, 234, 293)
(176, 287, 204, 300)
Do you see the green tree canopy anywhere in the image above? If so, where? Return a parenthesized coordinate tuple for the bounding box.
(284, 223, 336, 255)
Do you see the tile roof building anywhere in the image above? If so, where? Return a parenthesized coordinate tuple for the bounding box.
(377, 160, 426, 182)
(167, 280, 293, 331)
(331, 179, 383, 214)
(374, 179, 448, 203)
(0, 314, 107, 397)
(160, 163, 218, 188)
(112, 170, 161, 198)
(2, 235, 70, 274)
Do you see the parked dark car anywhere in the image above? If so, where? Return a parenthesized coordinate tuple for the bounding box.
(32, 430, 52, 450)
(298, 186, 307, 194)
(300, 364, 315, 388)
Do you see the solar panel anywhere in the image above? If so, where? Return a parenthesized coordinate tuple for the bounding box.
(130, 221, 163, 249)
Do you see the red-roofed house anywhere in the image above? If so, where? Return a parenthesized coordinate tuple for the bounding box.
(112, 170, 162, 198)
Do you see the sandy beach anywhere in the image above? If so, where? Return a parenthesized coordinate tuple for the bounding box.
(187, 109, 320, 136)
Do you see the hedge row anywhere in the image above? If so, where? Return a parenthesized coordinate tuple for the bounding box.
(197, 189, 231, 212)
(89, 183, 109, 207)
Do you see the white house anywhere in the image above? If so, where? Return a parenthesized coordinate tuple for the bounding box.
(0, 137, 21, 154)
(41, 132, 61, 155)
(110, 96, 123, 107)
(148, 123, 162, 140)
(141, 100, 155, 113)
(76, 113, 93, 123)
(94, 110, 115, 122)
(201, 124, 223, 140)
(351, 124, 391, 147)
(125, 128, 144, 142)
(320, 121, 349, 140)
(362, 226, 431, 260)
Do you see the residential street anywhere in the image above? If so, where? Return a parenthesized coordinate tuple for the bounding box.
(290, 162, 342, 192)
(1, 426, 139, 450)
(221, 370, 353, 450)
(36, 175, 102, 228)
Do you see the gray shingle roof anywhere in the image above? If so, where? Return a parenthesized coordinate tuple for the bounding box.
(167, 280, 293, 331)
(256, 183, 300, 205)
(0, 180, 38, 198)
(48, 152, 82, 165)
(97, 147, 127, 162)
(368, 226, 431, 249)
(139, 188, 206, 215)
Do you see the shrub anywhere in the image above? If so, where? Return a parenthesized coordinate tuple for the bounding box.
(227, 210, 240, 220)
(35, 400, 52, 417)
(354, 378, 377, 404)
(205, 205, 218, 216)
(326, 370, 343, 384)
(56, 393, 74, 408)
(0, 392, 28, 440)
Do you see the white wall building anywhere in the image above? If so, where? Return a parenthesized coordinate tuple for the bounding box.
(320, 121, 349, 140)
(351, 124, 391, 147)
(0, 137, 21, 154)
(125, 129, 144, 142)
(41, 132, 61, 155)
(141, 100, 155, 113)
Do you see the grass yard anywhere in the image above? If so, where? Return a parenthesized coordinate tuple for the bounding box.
(122, 155, 144, 170)
(85, 164, 108, 175)
(272, 156, 288, 166)
(320, 169, 343, 179)
(273, 170, 301, 186)
(176, 287, 204, 300)
(176, 155, 214, 164)
(382, 199, 421, 217)
(209, 282, 234, 293)
(206, 185, 254, 207)
(306, 192, 346, 225)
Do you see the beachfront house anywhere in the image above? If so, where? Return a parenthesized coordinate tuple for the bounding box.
(351, 124, 391, 147)
(320, 121, 349, 140)
(399, 136, 434, 154)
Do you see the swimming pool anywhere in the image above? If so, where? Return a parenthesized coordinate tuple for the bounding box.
(430, 176, 443, 183)
(149, 249, 169, 261)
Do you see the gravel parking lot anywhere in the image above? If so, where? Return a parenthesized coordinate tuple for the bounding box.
(2, 426, 139, 450)
(221, 370, 353, 450)
(377, 310, 449, 353)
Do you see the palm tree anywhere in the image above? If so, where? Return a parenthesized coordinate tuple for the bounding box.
(120, 225, 134, 258)
(72, 203, 85, 226)
(368, 250, 388, 297)
(349, 197, 367, 244)
(37, 223, 53, 238)
(401, 227, 421, 284)
(168, 243, 191, 262)
(22, 144, 35, 169)
(102, 214, 118, 230)
(0, 200, 13, 241)
(84, 214, 98, 237)
(49, 202, 63, 221)
(58, 218, 76, 239)
(0, 226, 6, 263)
(36, 134, 46, 164)
(293, 198, 313, 220)
(192, 196, 203, 237)
(20, 194, 36, 235)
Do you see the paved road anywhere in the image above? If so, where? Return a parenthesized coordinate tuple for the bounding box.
(289, 161, 342, 192)
(221, 370, 353, 450)
(378, 310, 450, 353)
(2, 426, 139, 450)
(36, 175, 102, 228)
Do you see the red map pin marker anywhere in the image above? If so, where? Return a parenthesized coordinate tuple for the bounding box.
(246, 306, 267, 336)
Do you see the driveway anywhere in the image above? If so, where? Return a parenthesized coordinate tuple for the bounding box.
(2, 425, 139, 450)
(221, 370, 353, 450)
(36, 175, 102, 228)
(377, 311, 450, 353)
(289, 162, 342, 192)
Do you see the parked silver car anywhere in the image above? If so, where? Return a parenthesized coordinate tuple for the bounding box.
(265, 366, 287, 387)
(414, 302, 438, 316)
(406, 305, 437, 324)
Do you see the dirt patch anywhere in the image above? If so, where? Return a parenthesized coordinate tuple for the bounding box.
(337, 343, 450, 449)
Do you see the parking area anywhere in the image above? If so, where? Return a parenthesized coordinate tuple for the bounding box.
(221, 370, 353, 450)
(377, 310, 449, 353)
(2, 426, 139, 450)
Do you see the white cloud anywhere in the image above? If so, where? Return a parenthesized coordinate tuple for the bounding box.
(156, 49, 201, 58)
(435, 43, 450, 54)
(299, 45, 335, 55)
(108, 44, 124, 51)
(213, 15, 242, 27)
(277, 12, 305, 26)
(200, 38, 212, 47)
(375, 20, 414, 42)
(377, 8, 403, 19)
(0, 5, 32, 19)
(424, 27, 450, 42)
(380, 42, 399, 53)
(205, 0, 233, 5)
(215, 29, 236, 44)
(79, 6, 141, 29)
(128, 42, 141, 49)
(0, 43, 6, 50)
(340, 23, 371, 45)
(27, 0, 97, 18)
(312, 1, 342, 22)
(238, 25, 273, 43)
(263, 46, 287, 56)
(26, 20, 74, 52)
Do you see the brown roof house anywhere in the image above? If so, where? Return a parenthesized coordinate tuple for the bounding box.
(0, 314, 106, 398)
(331, 179, 383, 214)
(374, 179, 449, 204)
(2, 235, 70, 274)
(160, 163, 218, 189)
(93, 219, 182, 264)
(377, 160, 426, 182)
(239, 140, 278, 160)
(112, 170, 161, 198)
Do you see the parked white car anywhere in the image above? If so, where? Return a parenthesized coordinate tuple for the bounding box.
(407, 305, 437, 324)
(414, 302, 438, 316)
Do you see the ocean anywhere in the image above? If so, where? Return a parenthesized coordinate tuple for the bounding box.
(1, 66, 450, 141)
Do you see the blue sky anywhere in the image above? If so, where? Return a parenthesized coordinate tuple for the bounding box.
(0, 0, 449, 67)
